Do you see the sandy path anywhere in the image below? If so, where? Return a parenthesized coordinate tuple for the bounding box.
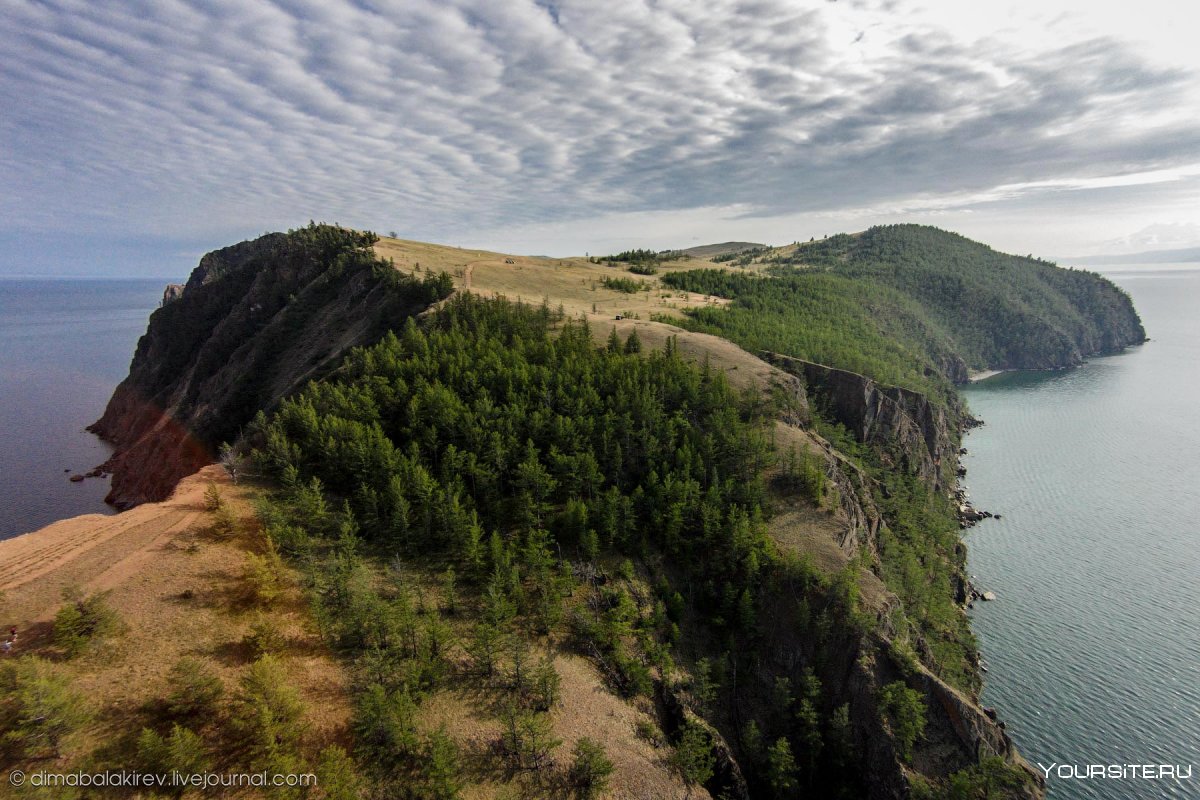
(0, 466, 216, 621)
(0, 465, 356, 772)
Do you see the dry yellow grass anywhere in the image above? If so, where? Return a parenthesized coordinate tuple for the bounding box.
(374, 236, 729, 323)
(0, 466, 352, 791)
(418, 649, 705, 800)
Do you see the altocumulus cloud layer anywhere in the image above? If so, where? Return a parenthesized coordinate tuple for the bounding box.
(2, 0, 1200, 260)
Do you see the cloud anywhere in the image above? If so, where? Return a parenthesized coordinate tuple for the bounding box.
(0, 0, 1198, 255)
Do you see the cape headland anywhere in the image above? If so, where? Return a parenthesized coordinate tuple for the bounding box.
(4, 223, 1142, 798)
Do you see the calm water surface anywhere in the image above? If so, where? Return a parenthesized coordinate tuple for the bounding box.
(962, 268, 1200, 799)
(0, 279, 166, 540)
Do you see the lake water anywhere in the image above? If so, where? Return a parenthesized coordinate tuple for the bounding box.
(0, 279, 167, 540)
(962, 267, 1200, 798)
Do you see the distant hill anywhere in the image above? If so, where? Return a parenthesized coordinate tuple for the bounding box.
(663, 224, 1146, 391)
(1065, 246, 1200, 265)
(680, 241, 766, 259)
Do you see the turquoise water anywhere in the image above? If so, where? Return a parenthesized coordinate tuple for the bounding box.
(0, 279, 166, 540)
(962, 268, 1200, 799)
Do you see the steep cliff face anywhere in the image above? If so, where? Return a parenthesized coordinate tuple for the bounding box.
(760, 352, 1043, 797)
(764, 352, 962, 492)
(90, 225, 451, 509)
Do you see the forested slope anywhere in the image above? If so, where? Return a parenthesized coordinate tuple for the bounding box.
(245, 295, 1038, 799)
(662, 224, 1145, 394)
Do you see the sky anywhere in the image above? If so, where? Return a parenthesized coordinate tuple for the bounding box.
(2, 0, 1200, 277)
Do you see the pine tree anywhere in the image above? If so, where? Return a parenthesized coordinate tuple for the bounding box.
(466, 622, 506, 678)
(3, 657, 91, 757)
(165, 657, 224, 721)
(314, 745, 364, 800)
(606, 327, 622, 354)
(530, 655, 561, 712)
(423, 728, 462, 800)
(670, 722, 714, 797)
(570, 737, 615, 799)
(766, 737, 799, 797)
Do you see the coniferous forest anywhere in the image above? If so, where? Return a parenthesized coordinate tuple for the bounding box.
(248, 294, 883, 797)
(662, 225, 1144, 396)
(236, 273, 1053, 797)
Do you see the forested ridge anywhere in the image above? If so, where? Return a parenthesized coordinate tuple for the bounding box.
(248, 295, 884, 798)
(662, 224, 1145, 394)
(233, 288, 1039, 798)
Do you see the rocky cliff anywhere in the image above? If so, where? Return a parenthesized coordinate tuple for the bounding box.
(90, 224, 451, 508)
(764, 352, 964, 492)
(759, 351, 1043, 797)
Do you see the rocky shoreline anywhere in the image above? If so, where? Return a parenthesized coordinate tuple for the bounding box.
(954, 418, 1001, 609)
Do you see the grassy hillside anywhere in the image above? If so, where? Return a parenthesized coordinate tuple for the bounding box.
(0, 468, 358, 800)
(680, 242, 766, 260)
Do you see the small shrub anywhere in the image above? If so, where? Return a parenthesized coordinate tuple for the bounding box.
(635, 718, 665, 748)
(213, 504, 240, 537)
(165, 657, 224, 721)
(204, 482, 224, 511)
(53, 590, 122, 657)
